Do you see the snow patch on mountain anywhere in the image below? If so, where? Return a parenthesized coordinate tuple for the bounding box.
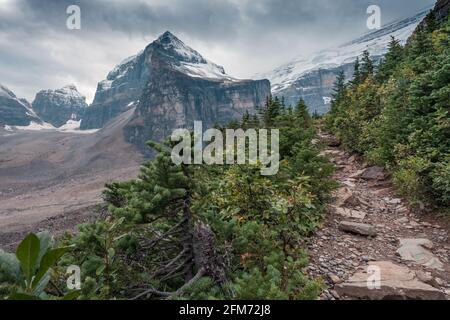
(14, 121, 55, 131)
(154, 31, 236, 81)
(257, 8, 431, 93)
(6, 119, 99, 134)
(99, 31, 237, 88)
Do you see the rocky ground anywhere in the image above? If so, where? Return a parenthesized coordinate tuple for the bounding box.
(0, 108, 142, 250)
(306, 132, 450, 300)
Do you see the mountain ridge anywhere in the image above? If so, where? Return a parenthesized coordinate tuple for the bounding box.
(32, 85, 87, 128)
(82, 31, 260, 131)
(0, 83, 42, 127)
(80, 31, 270, 156)
(256, 6, 433, 113)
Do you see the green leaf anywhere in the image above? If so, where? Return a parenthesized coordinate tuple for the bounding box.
(8, 292, 41, 300)
(32, 247, 68, 289)
(36, 231, 51, 265)
(62, 290, 81, 300)
(32, 272, 50, 297)
(107, 248, 115, 260)
(96, 264, 106, 276)
(16, 233, 40, 284)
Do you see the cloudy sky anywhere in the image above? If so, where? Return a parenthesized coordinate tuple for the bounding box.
(0, 0, 436, 103)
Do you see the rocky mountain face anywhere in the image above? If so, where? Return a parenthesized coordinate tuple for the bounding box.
(32, 85, 87, 128)
(417, 0, 450, 30)
(434, 0, 450, 23)
(80, 52, 148, 130)
(257, 7, 431, 114)
(0, 84, 41, 126)
(82, 31, 270, 154)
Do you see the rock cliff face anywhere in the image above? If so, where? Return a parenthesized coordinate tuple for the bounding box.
(272, 63, 356, 115)
(0, 84, 41, 126)
(434, 0, 450, 23)
(32, 85, 87, 127)
(80, 53, 148, 130)
(125, 68, 270, 154)
(417, 0, 450, 31)
(82, 31, 270, 154)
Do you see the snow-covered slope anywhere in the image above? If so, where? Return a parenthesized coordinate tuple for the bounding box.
(154, 31, 236, 81)
(257, 7, 431, 102)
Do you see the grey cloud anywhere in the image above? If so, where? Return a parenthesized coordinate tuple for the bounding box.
(0, 0, 437, 102)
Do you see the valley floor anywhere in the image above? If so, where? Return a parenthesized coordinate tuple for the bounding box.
(306, 132, 450, 300)
(0, 108, 142, 250)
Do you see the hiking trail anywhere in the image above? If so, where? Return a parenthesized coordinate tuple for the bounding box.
(305, 131, 450, 300)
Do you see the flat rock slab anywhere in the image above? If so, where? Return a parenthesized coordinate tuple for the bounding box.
(321, 136, 341, 147)
(332, 206, 366, 220)
(339, 221, 377, 237)
(397, 238, 444, 271)
(333, 187, 356, 207)
(360, 166, 386, 180)
(349, 169, 366, 179)
(336, 261, 446, 300)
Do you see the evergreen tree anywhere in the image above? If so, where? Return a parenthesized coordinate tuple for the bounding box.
(326, 15, 450, 208)
(294, 98, 310, 123)
(351, 57, 361, 86)
(360, 50, 374, 80)
(241, 110, 250, 128)
(377, 36, 404, 82)
(104, 141, 226, 296)
(332, 70, 346, 102)
(261, 96, 283, 126)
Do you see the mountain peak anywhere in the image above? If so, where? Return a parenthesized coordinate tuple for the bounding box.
(61, 84, 78, 91)
(152, 31, 207, 64)
(157, 30, 177, 41)
(155, 30, 186, 50)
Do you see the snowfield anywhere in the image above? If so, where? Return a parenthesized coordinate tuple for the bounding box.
(257, 8, 431, 93)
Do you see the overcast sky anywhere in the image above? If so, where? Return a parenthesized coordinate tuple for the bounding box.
(0, 0, 436, 103)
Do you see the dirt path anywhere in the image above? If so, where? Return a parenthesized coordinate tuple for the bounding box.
(306, 131, 450, 300)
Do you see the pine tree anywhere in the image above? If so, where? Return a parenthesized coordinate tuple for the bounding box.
(377, 36, 404, 82)
(105, 141, 227, 296)
(332, 70, 346, 102)
(424, 11, 438, 33)
(408, 27, 434, 72)
(241, 110, 250, 128)
(351, 57, 361, 86)
(261, 96, 282, 126)
(294, 98, 310, 122)
(360, 50, 374, 80)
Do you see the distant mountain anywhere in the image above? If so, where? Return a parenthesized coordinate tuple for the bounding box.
(0, 84, 42, 127)
(256, 7, 432, 114)
(32, 85, 87, 128)
(82, 31, 270, 155)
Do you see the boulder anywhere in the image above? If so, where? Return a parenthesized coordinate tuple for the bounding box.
(397, 238, 444, 271)
(336, 261, 446, 300)
(360, 166, 386, 180)
(339, 221, 377, 237)
(321, 135, 341, 147)
(333, 187, 356, 207)
(332, 206, 366, 220)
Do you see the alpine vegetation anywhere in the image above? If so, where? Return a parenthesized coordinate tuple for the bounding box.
(171, 121, 280, 175)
